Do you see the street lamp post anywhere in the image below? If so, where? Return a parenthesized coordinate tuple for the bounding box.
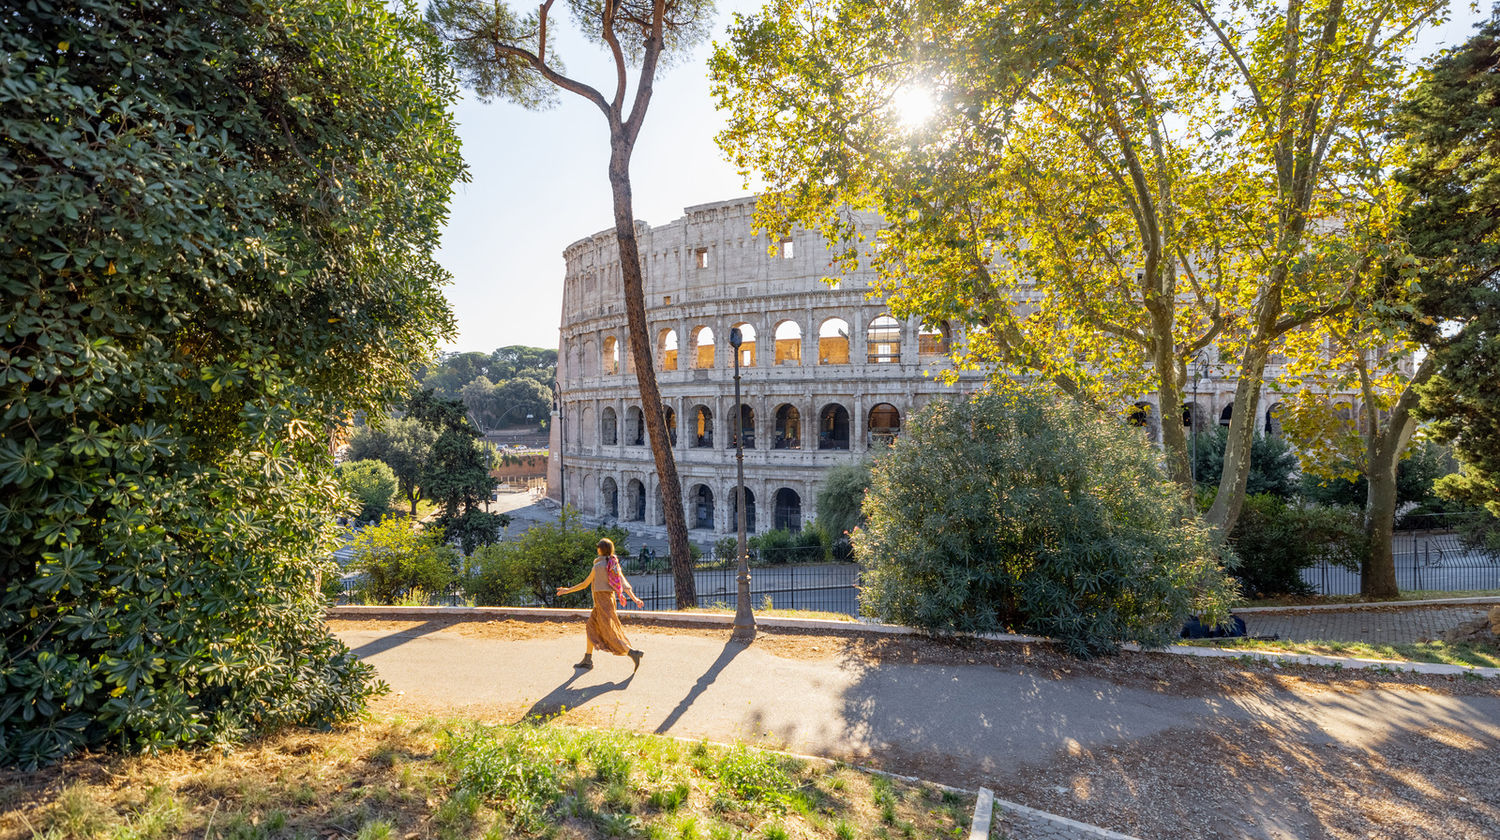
(1190, 350, 1209, 486)
(728, 328, 754, 631)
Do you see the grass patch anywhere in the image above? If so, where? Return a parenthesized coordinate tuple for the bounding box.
(0, 716, 973, 840)
(1181, 637, 1500, 668)
(1237, 589, 1500, 608)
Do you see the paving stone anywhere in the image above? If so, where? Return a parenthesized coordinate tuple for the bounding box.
(1241, 606, 1488, 644)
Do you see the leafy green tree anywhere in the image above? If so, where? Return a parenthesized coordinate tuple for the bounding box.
(410, 390, 508, 553)
(427, 0, 714, 606)
(338, 459, 399, 523)
(347, 417, 440, 517)
(423, 351, 493, 399)
(1401, 11, 1500, 521)
(712, 0, 1438, 536)
(493, 377, 553, 429)
(459, 375, 500, 429)
(816, 461, 873, 541)
(1, 0, 462, 766)
(349, 517, 460, 604)
(1228, 495, 1365, 598)
(467, 509, 627, 606)
(854, 389, 1237, 656)
(1300, 439, 1452, 510)
(489, 345, 558, 384)
(1189, 427, 1298, 500)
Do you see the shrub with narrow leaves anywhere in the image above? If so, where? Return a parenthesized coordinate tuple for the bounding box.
(1, 0, 464, 766)
(855, 389, 1238, 656)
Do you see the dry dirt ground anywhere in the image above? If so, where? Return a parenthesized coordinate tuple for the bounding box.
(330, 616, 1500, 840)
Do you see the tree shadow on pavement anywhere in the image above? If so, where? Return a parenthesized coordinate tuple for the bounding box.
(346, 620, 451, 659)
(653, 629, 755, 735)
(521, 670, 635, 720)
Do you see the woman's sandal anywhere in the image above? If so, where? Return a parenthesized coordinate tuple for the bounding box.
(575, 654, 593, 669)
(628, 649, 644, 673)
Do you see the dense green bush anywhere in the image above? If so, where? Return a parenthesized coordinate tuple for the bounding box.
(348, 517, 460, 603)
(751, 527, 830, 565)
(855, 389, 1238, 656)
(1192, 426, 1299, 498)
(338, 459, 399, 523)
(1, 0, 462, 766)
(1227, 496, 1365, 598)
(467, 510, 628, 606)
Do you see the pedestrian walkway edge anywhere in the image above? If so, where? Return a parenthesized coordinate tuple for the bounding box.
(969, 788, 993, 840)
(989, 793, 1144, 840)
(327, 606, 1494, 678)
(1234, 595, 1500, 613)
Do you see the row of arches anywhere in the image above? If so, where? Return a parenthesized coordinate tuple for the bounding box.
(590, 316, 952, 374)
(595, 477, 804, 532)
(591, 401, 903, 451)
(1125, 400, 1291, 443)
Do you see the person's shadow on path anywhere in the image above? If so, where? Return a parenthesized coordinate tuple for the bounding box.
(522, 670, 634, 720)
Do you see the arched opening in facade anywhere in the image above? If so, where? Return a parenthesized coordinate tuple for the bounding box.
(626, 479, 645, 522)
(730, 322, 757, 367)
(818, 318, 850, 364)
(1128, 401, 1160, 443)
(1335, 402, 1355, 431)
(661, 404, 677, 447)
(1219, 402, 1234, 427)
(773, 404, 801, 449)
(582, 339, 598, 376)
(819, 403, 850, 450)
(691, 484, 715, 530)
(602, 336, 619, 375)
(729, 487, 757, 534)
(732, 404, 755, 449)
(625, 406, 644, 445)
(657, 328, 678, 371)
(601, 477, 618, 519)
(1182, 402, 1207, 430)
(918, 321, 951, 356)
(601, 406, 618, 446)
(773, 488, 802, 532)
(1265, 402, 1285, 437)
(693, 326, 715, 369)
(581, 406, 595, 447)
(774, 320, 802, 365)
(868, 403, 901, 446)
(691, 405, 714, 448)
(867, 315, 901, 363)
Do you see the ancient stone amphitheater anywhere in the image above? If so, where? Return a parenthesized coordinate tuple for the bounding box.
(548, 195, 1298, 541)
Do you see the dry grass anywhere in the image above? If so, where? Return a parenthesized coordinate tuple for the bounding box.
(0, 716, 975, 840)
(1179, 637, 1500, 668)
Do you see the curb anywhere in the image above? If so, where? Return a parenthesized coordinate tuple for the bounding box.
(970, 788, 993, 840)
(988, 791, 1144, 840)
(327, 605, 1494, 678)
(1234, 596, 1500, 614)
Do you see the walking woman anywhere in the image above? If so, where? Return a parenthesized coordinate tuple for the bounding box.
(555, 538, 645, 671)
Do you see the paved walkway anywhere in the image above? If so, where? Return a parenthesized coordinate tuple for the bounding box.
(333, 620, 1500, 840)
(1240, 604, 1492, 644)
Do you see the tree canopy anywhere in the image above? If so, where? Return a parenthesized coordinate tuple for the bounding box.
(1, 0, 463, 766)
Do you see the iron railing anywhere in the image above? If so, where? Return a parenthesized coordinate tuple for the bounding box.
(1302, 512, 1500, 595)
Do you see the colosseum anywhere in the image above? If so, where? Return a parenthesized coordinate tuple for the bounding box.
(548, 195, 1310, 541)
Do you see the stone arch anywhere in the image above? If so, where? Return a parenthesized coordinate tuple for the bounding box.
(773, 488, 802, 532)
(1182, 402, 1207, 430)
(732, 403, 755, 449)
(690, 484, 715, 530)
(730, 322, 757, 367)
(625, 406, 644, 445)
(773, 403, 802, 449)
(601, 476, 619, 519)
(581, 405, 595, 447)
(600, 406, 618, 446)
(1219, 402, 1234, 427)
(730, 486, 757, 534)
(626, 478, 646, 522)
(818, 317, 850, 364)
(657, 328, 678, 371)
(918, 321, 952, 356)
(868, 402, 901, 446)
(692, 325, 716, 369)
(661, 403, 678, 447)
(818, 402, 850, 450)
(602, 335, 619, 375)
(867, 314, 901, 363)
(1129, 401, 1160, 444)
(1265, 402, 1285, 437)
(582, 339, 598, 376)
(774, 320, 802, 365)
(691, 404, 714, 448)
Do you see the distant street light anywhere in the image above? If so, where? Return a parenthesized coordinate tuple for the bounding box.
(729, 327, 753, 632)
(1190, 350, 1210, 486)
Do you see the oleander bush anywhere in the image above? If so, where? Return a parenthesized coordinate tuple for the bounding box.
(855, 388, 1238, 656)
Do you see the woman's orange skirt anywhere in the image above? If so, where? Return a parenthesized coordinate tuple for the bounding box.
(586, 591, 632, 655)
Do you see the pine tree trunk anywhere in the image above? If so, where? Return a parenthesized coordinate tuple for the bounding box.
(607, 144, 697, 607)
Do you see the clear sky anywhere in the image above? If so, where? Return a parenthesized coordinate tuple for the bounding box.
(433, 2, 1489, 356)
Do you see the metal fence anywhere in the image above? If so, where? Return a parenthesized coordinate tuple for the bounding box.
(1302, 513, 1500, 595)
(619, 559, 860, 615)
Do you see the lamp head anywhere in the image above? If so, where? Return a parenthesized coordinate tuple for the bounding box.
(729, 327, 743, 349)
